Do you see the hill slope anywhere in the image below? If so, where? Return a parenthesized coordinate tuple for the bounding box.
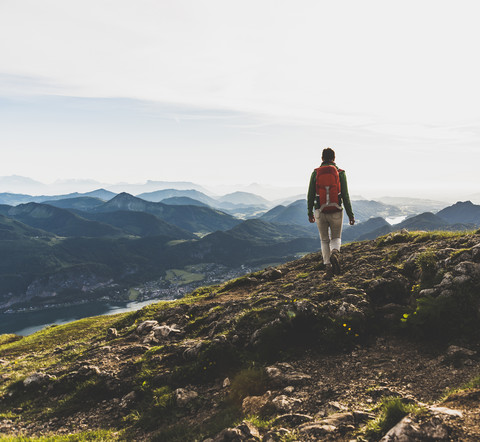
(95, 193, 241, 234)
(3, 203, 123, 237)
(1, 229, 480, 440)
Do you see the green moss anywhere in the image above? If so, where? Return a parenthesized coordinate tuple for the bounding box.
(0, 334, 22, 346)
(450, 248, 471, 259)
(364, 397, 420, 439)
(296, 272, 309, 279)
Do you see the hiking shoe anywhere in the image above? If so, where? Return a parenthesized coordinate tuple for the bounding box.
(324, 264, 333, 280)
(330, 249, 342, 275)
(314, 262, 326, 271)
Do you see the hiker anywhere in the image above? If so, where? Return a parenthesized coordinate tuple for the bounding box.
(307, 147, 355, 279)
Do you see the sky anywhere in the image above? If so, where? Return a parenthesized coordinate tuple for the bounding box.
(0, 0, 479, 200)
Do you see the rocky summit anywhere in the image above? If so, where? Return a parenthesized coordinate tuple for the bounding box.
(1, 229, 480, 441)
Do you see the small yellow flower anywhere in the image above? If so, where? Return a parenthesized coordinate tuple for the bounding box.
(343, 323, 347, 327)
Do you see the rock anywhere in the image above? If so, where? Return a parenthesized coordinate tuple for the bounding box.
(419, 288, 437, 297)
(441, 345, 477, 366)
(271, 395, 301, 412)
(453, 275, 471, 285)
(272, 413, 313, 427)
(152, 324, 181, 339)
(120, 344, 150, 356)
(136, 320, 158, 335)
(454, 261, 480, 276)
(23, 372, 55, 388)
(265, 363, 312, 387)
(183, 342, 204, 360)
(236, 421, 260, 439)
(380, 415, 449, 441)
(175, 388, 198, 407)
(212, 421, 261, 441)
(77, 365, 101, 377)
(242, 392, 273, 416)
(262, 268, 283, 282)
(120, 391, 138, 408)
(429, 406, 463, 418)
(263, 428, 290, 442)
(297, 422, 337, 437)
(106, 328, 118, 339)
(446, 345, 476, 358)
(223, 377, 231, 388)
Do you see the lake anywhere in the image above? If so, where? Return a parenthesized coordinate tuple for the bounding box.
(0, 299, 172, 336)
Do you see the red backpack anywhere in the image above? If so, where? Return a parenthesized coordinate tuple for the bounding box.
(315, 165, 342, 213)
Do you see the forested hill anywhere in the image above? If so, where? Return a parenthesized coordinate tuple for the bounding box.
(1, 229, 480, 440)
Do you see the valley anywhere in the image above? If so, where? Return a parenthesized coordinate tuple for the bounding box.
(1, 183, 480, 337)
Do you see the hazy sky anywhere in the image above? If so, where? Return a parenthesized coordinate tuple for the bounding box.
(1, 0, 479, 199)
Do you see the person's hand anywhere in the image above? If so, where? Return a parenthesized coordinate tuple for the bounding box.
(349, 217, 355, 226)
(308, 214, 315, 223)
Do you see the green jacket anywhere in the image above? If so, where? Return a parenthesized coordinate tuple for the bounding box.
(307, 161, 354, 219)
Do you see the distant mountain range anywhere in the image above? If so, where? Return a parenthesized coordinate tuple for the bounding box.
(0, 179, 479, 313)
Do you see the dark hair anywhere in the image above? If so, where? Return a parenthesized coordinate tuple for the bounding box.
(322, 147, 335, 162)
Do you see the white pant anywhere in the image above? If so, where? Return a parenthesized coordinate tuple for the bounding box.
(314, 209, 343, 264)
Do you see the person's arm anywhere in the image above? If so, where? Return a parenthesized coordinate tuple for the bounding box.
(307, 170, 317, 222)
(339, 170, 355, 224)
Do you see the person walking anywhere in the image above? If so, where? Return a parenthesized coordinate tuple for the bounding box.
(307, 148, 355, 279)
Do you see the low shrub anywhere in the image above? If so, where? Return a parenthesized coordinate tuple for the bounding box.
(229, 367, 267, 404)
(402, 285, 480, 340)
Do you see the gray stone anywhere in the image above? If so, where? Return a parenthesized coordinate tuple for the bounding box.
(298, 422, 337, 437)
(106, 328, 118, 339)
(380, 415, 449, 441)
(419, 288, 437, 297)
(265, 363, 312, 387)
(236, 421, 260, 439)
(242, 392, 273, 416)
(175, 388, 198, 406)
(120, 391, 138, 408)
(446, 345, 476, 359)
(23, 372, 55, 388)
(454, 261, 480, 276)
(272, 413, 313, 427)
(453, 275, 471, 285)
(152, 324, 181, 339)
(271, 394, 301, 412)
(136, 320, 158, 335)
(77, 365, 101, 377)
